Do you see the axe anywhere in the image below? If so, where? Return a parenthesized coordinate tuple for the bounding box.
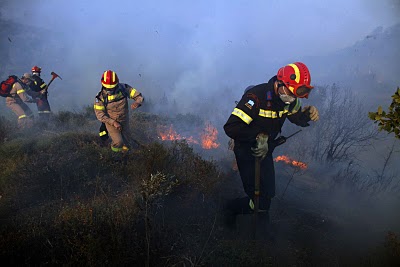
(46, 71, 62, 89)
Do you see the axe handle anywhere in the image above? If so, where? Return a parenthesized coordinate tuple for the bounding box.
(47, 78, 55, 88)
(252, 157, 261, 239)
(46, 76, 58, 91)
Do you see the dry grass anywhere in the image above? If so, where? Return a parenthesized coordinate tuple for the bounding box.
(0, 110, 398, 266)
(0, 111, 224, 266)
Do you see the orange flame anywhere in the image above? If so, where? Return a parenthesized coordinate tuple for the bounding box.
(201, 123, 220, 149)
(157, 125, 199, 144)
(274, 155, 307, 170)
(157, 123, 220, 150)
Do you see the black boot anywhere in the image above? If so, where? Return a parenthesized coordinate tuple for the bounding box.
(223, 197, 253, 229)
(257, 212, 275, 242)
(223, 199, 238, 229)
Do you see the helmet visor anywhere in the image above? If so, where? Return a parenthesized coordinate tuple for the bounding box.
(295, 86, 313, 98)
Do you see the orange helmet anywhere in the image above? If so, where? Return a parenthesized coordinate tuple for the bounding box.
(101, 70, 119, 89)
(276, 62, 314, 98)
(31, 66, 41, 73)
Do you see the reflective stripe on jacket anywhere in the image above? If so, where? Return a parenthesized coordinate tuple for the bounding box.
(5, 81, 32, 105)
(224, 76, 310, 143)
(94, 83, 143, 125)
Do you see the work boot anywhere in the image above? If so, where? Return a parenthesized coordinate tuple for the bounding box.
(235, 197, 254, 214)
(37, 114, 51, 129)
(223, 197, 253, 229)
(223, 199, 238, 229)
(256, 212, 275, 242)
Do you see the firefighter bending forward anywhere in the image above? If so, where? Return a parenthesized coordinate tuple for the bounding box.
(94, 70, 144, 155)
(223, 62, 319, 230)
(6, 75, 35, 129)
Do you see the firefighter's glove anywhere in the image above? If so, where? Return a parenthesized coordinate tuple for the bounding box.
(302, 105, 319, 121)
(112, 121, 122, 131)
(130, 102, 141, 110)
(251, 133, 269, 160)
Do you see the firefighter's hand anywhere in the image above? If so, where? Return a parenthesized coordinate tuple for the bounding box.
(251, 133, 269, 160)
(302, 105, 319, 121)
(113, 121, 122, 131)
(131, 102, 141, 110)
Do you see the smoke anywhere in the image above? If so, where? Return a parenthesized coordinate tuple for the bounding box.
(1, 0, 398, 115)
(1, 0, 400, 253)
(361, 0, 400, 24)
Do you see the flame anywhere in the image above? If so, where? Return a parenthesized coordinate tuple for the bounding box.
(274, 155, 307, 170)
(201, 123, 220, 149)
(157, 125, 199, 144)
(158, 123, 220, 150)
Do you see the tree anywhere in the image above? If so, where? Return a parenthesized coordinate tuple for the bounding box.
(287, 84, 378, 163)
(368, 87, 400, 139)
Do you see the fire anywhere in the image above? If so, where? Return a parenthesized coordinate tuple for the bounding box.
(201, 123, 220, 149)
(157, 123, 220, 150)
(274, 155, 308, 170)
(157, 125, 199, 144)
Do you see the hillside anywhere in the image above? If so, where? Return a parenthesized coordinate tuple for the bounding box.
(302, 23, 400, 105)
(0, 110, 399, 266)
(0, 18, 67, 79)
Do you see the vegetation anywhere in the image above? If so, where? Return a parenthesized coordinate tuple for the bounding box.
(369, 87, 400, 139)
(0, 110, 399, 266)
(291, 84, 378, 163)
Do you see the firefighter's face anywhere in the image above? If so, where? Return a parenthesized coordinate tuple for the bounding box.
(277, 84, 296, 104)
(277, 84, 294, 97)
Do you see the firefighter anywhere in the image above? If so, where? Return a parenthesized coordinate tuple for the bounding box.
(30, 66, 52, 122)
(223, 62, 319, 231)
(5, 74, 35, 129)
(94, 70, 144, 157)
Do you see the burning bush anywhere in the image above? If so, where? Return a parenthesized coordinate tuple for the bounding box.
(274, 155, 308, 170)
(157, 122, 220, 150)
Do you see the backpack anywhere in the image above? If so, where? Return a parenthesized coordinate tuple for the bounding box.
(0, 75, 18, 97)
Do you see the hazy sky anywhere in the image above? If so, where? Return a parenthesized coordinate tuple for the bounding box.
(5, 0, 398, 54)
(1, 0, 399, 112)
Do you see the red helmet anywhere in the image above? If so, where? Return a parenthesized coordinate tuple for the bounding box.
(101, 70, 119, 89)
(31, 66, 41, 73)
(277, 62, 314, 98)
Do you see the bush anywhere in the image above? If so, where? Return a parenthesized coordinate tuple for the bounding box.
(0, 117, 223, 265)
